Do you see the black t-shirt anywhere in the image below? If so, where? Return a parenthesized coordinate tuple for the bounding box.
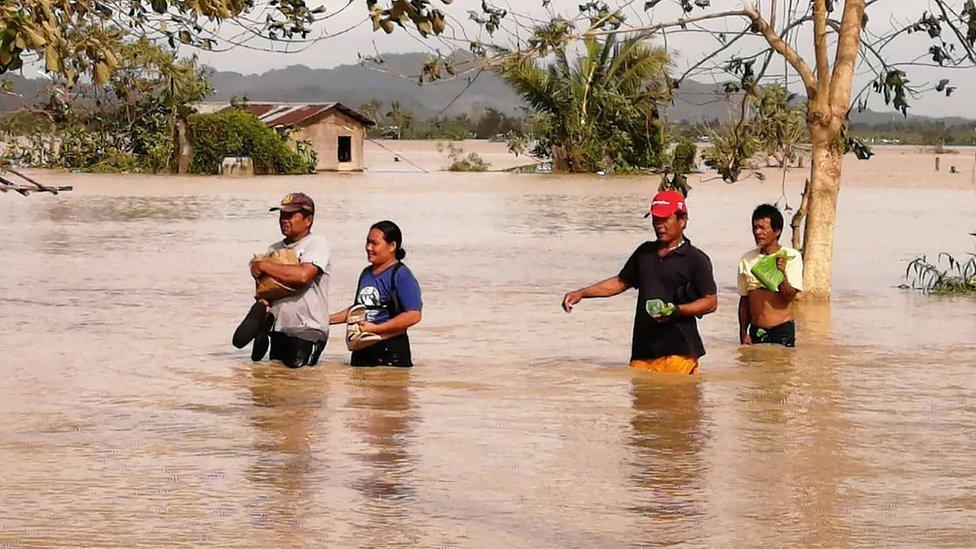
(617, 239, 717, 360)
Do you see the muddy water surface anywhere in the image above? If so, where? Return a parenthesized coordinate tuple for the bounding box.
(2, 155, 976, 546)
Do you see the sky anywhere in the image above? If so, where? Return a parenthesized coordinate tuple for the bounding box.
(194, 0, 976, 119)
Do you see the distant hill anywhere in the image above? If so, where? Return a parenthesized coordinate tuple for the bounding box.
(2, 52, 973, 128)
(0, 73, 48, 111)
(207, 52, 524, 119)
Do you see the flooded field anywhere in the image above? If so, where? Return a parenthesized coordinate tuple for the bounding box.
(1, 143, 975, 546)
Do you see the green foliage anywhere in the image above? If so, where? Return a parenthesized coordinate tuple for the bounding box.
(506, 131, 531, 157)
(358, 99, 383, 125)
(0, 1, 344, 84)
(384, 100, 414, 139)
(448, 153, 490, 172)
(751, 86, 807, 166)
(91, 151, 140, 173)
(659, 138, 697, 196)
(188, 109, 315, 175)
(441, 141, 491, 172)
(703, 123, 759, 183)
(360, 102, 524, 141)
(905, 234, 976, 295)
(416, 114, 473, 140)
(497, 33, 671, 173)
(57, 127, 115, 169)
(670, 139, 698, 175)
(703, 84, 806, 182)
(2, 38, 212, 173)
(473, 107, 523, 139)
(295, 140, 318, 171)
(872, 70, 911, 116)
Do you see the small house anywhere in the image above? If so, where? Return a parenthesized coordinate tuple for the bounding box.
(225, 102, 374, 172)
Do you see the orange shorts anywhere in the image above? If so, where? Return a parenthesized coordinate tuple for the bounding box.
(629, 355, 699, 375)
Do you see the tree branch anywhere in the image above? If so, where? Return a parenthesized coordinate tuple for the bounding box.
(829, 0, 867, 114)
(674, 29, 750, 86)
(813, 0, 832, 97)
(583, 10, 752, 39)
(743, 3, 819, 97)
(590, 5, 818, 98)
(934, 0, 976, 65)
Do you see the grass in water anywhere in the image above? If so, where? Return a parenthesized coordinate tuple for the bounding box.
(904, 233, 976, 295)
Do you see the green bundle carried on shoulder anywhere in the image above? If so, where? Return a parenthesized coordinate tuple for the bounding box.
(645, 298, 676, 319)
(750, 249, 795, 292)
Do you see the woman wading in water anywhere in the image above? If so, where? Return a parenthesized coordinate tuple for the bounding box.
(330, 221, 423, 367)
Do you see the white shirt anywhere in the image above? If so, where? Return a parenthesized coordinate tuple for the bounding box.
(268, 234, 332, 341)
(737, 245, 804, 295)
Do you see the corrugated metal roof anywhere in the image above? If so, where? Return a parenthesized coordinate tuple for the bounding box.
(246, 104, 278, 118)
(220, 102, 374, 128)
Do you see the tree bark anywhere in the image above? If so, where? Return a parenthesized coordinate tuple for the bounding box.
(174, 117, 192, 174)
(801, 126, 843, 299)
(791, 178, 811, 249)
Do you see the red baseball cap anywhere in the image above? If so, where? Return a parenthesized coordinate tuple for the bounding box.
(644, 190, 688, 218)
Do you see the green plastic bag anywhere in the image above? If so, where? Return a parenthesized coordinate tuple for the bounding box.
(645, 299, 676, 318)
(750, 249, 794, 292)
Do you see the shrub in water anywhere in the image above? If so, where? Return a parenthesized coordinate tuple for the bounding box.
(905, 233, 976, 295)
(188, 109, 316, 175)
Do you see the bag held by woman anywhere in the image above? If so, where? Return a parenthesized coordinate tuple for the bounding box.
(345, 304, 382, 351)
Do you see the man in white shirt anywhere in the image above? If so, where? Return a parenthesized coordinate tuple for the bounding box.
(238, 192, 332, 368)
(737, 204, 803, 347)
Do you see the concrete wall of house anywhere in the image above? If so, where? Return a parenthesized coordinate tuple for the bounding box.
(291, 111, 367, 171)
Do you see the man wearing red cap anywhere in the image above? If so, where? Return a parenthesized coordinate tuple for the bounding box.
(562, 190, 718, 374)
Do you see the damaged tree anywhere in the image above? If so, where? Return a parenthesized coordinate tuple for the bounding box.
(408, 0, 975, 300)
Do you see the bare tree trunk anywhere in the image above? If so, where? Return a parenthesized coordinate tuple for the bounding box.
(551, 144, 570, 172)
(801, 127, 843, 299)
(174, 118, 192, 174)
(790, 178, 811, 249)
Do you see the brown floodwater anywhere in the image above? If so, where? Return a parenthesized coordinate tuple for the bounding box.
(2, 147, 976, 546)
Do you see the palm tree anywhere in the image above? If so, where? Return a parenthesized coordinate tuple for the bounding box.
(357, 99, 383, 125)
(497, 34, 671, 172)
(385, 100, 414, 140)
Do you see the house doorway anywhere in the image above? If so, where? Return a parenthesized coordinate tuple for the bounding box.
(337, 136, 352, 163)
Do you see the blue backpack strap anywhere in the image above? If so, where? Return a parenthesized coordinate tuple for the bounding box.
(354, 266, 371, 304)
(389, 262, 404, 316)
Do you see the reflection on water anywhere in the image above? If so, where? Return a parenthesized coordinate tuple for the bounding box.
(243, 366, 326, 541)
(2, 170, 975, 546)
(346, 370, 417, 503)
(44, 196, 255, 224)
(628, 375, 706, 527)
(502, 193, 648, 236)
(725, 303, 856, 546)
(345, 369, 420, 546)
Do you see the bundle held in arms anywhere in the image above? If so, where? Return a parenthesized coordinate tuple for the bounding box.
(251, 248, 301, 301)
(750, 249, 795, 292)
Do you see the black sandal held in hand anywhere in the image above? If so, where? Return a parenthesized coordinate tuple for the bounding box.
(250, 313, 274, 361)
(233, 301, 268, 349)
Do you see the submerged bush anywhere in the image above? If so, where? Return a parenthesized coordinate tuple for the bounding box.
(904, 233, 976, 295)
(188, 110, 316, 175)
(91, 151, 140, 173)
(441, 141, 491, 172)
(448, 153, 490, 172)
(659, 138, 698, 196)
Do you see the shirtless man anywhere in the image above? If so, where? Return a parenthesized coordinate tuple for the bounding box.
(737, 204, 803, 347)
